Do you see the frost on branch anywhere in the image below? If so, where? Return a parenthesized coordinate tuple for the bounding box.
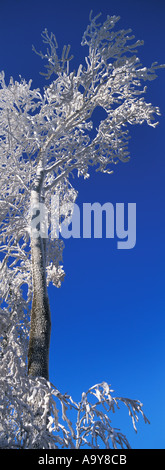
(32, 28, 74, 79)
(0, 377, 149, 449)
(33, 11, 164, 179)
(46, 262, 65, 288)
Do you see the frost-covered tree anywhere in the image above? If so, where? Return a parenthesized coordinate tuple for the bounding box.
(0, 12, 163, 448)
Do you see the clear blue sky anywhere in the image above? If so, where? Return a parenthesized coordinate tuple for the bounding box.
(0, 0, 165, 449)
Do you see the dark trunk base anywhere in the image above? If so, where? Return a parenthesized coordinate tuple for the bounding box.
(28, 279, 51, 381)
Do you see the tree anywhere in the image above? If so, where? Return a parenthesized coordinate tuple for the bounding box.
(0, 12, 163, 449)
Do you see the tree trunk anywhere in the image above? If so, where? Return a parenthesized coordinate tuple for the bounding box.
(28, 179, 51, 380)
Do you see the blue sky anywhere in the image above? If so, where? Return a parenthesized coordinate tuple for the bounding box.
(0, 0, 165, 449)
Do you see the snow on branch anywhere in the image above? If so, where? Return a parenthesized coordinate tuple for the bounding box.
(32, 28, 74, 79)
(0, 377, 149, 449)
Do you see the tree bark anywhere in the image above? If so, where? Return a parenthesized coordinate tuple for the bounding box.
(28, 174, 51, 380)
